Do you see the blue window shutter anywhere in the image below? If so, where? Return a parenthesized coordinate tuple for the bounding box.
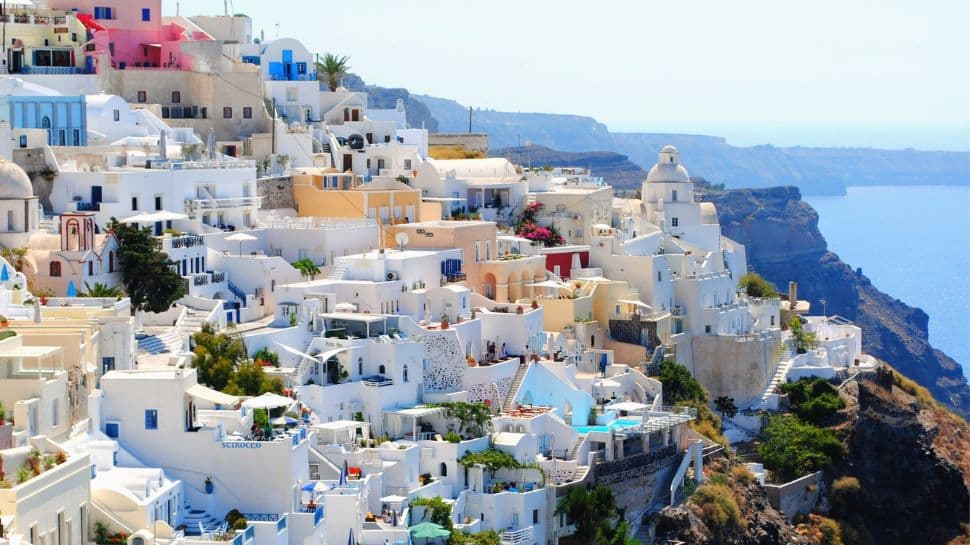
(142, 8, 151, 21)
(282, 49, 293, 63)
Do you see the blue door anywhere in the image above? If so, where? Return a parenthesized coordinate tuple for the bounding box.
(91, 186, 102, 207)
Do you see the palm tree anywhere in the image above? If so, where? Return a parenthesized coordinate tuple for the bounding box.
(291, 258, 320, 280)
(316, 53, 350, 92)
(82, 282, 124, 298)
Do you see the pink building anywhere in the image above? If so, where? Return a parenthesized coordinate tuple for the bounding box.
(48, 0, 211, 70)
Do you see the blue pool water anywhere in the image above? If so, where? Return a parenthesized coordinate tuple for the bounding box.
(573, 418, 642, 434)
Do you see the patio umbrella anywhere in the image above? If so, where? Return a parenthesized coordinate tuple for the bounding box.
(271, 416, 298, 427)
(409, 521, 450, 541)
(66, 280, 77, 297)
(226, 232, 258, 255)
(391, 509, 398, 527)
(0, 264, 8, 282)
(347, 529, 354, 545)
(242, 392, 294, 410)
(339, 459, 347, 486)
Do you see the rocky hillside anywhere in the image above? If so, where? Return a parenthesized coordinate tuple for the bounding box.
(701, 186, 970, 418)
(653, 457, 811, 545)
(833, 376, 970, 544)
(343, 75, 439, 132)
(491, 145, 647, 192)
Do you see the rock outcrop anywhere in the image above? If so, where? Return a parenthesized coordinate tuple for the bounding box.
(702, 186, 970, 418)
(834, 378, 970, 545)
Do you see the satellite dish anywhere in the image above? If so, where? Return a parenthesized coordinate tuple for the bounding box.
(395, 232, 409, 251)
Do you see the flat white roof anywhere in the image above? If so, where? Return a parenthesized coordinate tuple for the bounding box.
(390, 406, 444, 418)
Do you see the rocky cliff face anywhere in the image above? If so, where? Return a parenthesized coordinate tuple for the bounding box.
(835, 378, 970, 544)
(702, 186, 970, 418)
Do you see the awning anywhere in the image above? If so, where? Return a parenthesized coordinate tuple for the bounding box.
(242, 392, 294, 410)
(275, 342, 332, 363)
(119, 211, 188, 224)
(187, 384, 240, 407)
(617, 299, 652, 310)
(609, 401, 648, 412)
(380, 495, 408, 503)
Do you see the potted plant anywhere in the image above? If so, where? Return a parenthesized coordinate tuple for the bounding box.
(440, 316, 449, 330)
(531, 300, 538, 310)
(0, 402, 6, 425)
(204, 476, 214, 494)
(516, 305, 524, 314)
(0, 316, 8, 328)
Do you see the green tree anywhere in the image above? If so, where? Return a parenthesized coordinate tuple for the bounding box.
(657, 359, 707, 404)
(738, 272, 778, 298)
(410, 496, 453, 529)
(225, 361, 283, 396)
(447, 530, 501, 545)
(781, 378, 845, 425)
(789, 317, 817, 354)
(316, 53, 350, 92)
(109, 219, 185, 313)
(714, 396, 738, 418)
(191, 323, 247, 391)
(291, 258, 320, 280)
(82, 281, 124, 298)
(759, 415, 844, 482)
(555, 485, 639, 544)
(428, 402, 493, 439)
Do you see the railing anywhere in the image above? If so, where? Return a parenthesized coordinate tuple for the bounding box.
(185, 196, 262, 212)
(171, 235, 205, 249)
(241, 513, 280, 522)
(499, 526, 534, 545)
(269, 73, 318, 81)
(258, 217, 376, 230)
(151, 159, 256, 170)
(211, 271, 226, 283)
(20, 65, 94, 75)
(75, 201, 100, 211)
(227, 281, 247, 307)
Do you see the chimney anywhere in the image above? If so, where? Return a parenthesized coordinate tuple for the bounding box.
(788, 281, 797, 304)
(159, 129, 167, 161)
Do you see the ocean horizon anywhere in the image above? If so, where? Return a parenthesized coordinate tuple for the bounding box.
(807, 185, 970, 377)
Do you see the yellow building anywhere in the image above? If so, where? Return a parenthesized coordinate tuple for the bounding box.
(292, 167, 423, 224)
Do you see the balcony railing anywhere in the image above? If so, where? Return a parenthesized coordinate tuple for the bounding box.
(185, 196, 262, 212)
(151, 159, 256, 171)
(500, 526, 534, 545)
(170, 235, 205, 249)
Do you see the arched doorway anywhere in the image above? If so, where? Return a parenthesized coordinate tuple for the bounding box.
(482, 273, 497, 300)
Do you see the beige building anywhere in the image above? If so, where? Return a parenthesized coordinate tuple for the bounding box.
(388, 220, 546, 303)
(292, 167, 424, 226)
(529, 185, 614, 245)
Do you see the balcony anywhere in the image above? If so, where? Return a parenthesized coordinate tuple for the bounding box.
(170, 235, 205, 249)
(361, 374, 394, 387)
(185, 196, 262, 213)
(500, 526, 534, 545)
(151, 159, 256, 171)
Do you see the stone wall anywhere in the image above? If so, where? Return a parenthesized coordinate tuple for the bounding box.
(609, 318, 661, 349)
(421, 330, 467, 392)
(688, 331, 781, 405)
(764, 471, 822, 519)
(593, 445, 679, 517)
(258, 176, 295, 210)
(15, 148, 53, 210)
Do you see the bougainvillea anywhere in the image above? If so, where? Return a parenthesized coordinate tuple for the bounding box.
(515, 203, 565, 247)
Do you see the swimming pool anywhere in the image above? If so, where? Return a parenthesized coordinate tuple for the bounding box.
(573, 418, 642, 434)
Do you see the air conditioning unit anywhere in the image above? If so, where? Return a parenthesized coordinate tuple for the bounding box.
(386, 272, 399, 281)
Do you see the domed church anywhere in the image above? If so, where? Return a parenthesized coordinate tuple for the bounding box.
(0, 159, 40, 248)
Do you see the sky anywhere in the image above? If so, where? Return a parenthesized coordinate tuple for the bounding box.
(172, 0, 970, 150)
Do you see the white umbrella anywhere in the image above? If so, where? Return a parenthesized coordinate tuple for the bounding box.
(242, 392, 294, 410)
(226, 232, 258, 255)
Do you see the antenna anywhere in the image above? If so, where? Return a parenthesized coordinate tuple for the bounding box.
(395, 232, 409, 252)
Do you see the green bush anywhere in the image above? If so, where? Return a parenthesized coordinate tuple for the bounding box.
(819, 517, 844, 545)
(730, 465, 755, 486)
(758, 415, 843, 482)
(410, 496, 453, 529)
(657, 359, 707, 404)
(781, 378, 845, 425)
(829, 476, 864, 517)
(689, 482, 744, 532)
(443, 431, 462, 443)
(739, 272, 777, 298)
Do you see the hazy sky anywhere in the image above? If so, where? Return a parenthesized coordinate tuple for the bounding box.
(172, 0, 970, 149)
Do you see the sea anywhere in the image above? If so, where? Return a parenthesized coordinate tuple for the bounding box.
(806, 185, 970, 377)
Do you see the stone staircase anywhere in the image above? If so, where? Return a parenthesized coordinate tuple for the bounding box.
(568, 435, 586, 461)
(137, 330, 183, 355)
(759, 346, 795, 408)
(181, 504, 222, 536)
(328, 257, 348, 280)
(502, 363, 530, 412)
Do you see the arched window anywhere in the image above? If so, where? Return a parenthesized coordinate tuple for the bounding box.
(358, 357, 363, 375)
(378, 364, 386, 375)
(403, 365, 408, 383)
(50, 260, 61, 277)
(439, 462, 447, 477)
(41, 116, 51, 129)
(132, 537, 145, 545)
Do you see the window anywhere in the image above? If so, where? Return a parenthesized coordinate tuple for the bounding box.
(296, 62, 307, 75)
(705, 325, 711, 334)
(161, 107, 169, 118)
(137, 91, 147, 103)
(243, 107, 252, 119)
(93, 6, 113, 19)
(671, 189, 678, 202)
(440, 462, 447, 477)
(286, 87, 298, 102)
(51, 399, 59, 427)
(73, 129, 81, 145)
(88, 261, 93, 276)
(19, 135, 27, 148)
(155, 195, 163, 210)
(657, 271, 662, 282)
(671, 217, 679, 227)
(102, 357, 115, 374)
(171, 91, 181, 103)
(533, 509, 539, 524)
(377, 158, 386, 170)
(41, 116, 51, 129)
(223, 107, 232, 118)
(131, 196, 139, 211)
(144, 409, 158, 430)
(770, 315, 775, 326)
(58, 130, 66, 146)
(141, 8, 151, 21)
(358, 357, 363, 375)
(50, 261, 61, 277)
(200, 107, 207, 119)
(378, 364, 386, 375)
(105, 422, 119, 438)
(404, 159, 412, 170)
(109, 251, 115, 272)
(403, 365, 408, 383)
(113, 109, 120, 122)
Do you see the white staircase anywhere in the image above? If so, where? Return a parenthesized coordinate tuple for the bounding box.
(568, 435, 586, 460)
(137, 330, 183, 355)
(328, 257, 348, 280)
(181, 504, 222, 536)
(759, 346, 795, 408)
(502, 363, 530, 412)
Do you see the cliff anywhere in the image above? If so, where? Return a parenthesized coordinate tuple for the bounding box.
(701, 186, 970, 418)
(831, 377, 970, 544)
(491, 145, 647, 192)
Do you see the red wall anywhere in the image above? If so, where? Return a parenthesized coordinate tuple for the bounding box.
(544, 251, 589, 279)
